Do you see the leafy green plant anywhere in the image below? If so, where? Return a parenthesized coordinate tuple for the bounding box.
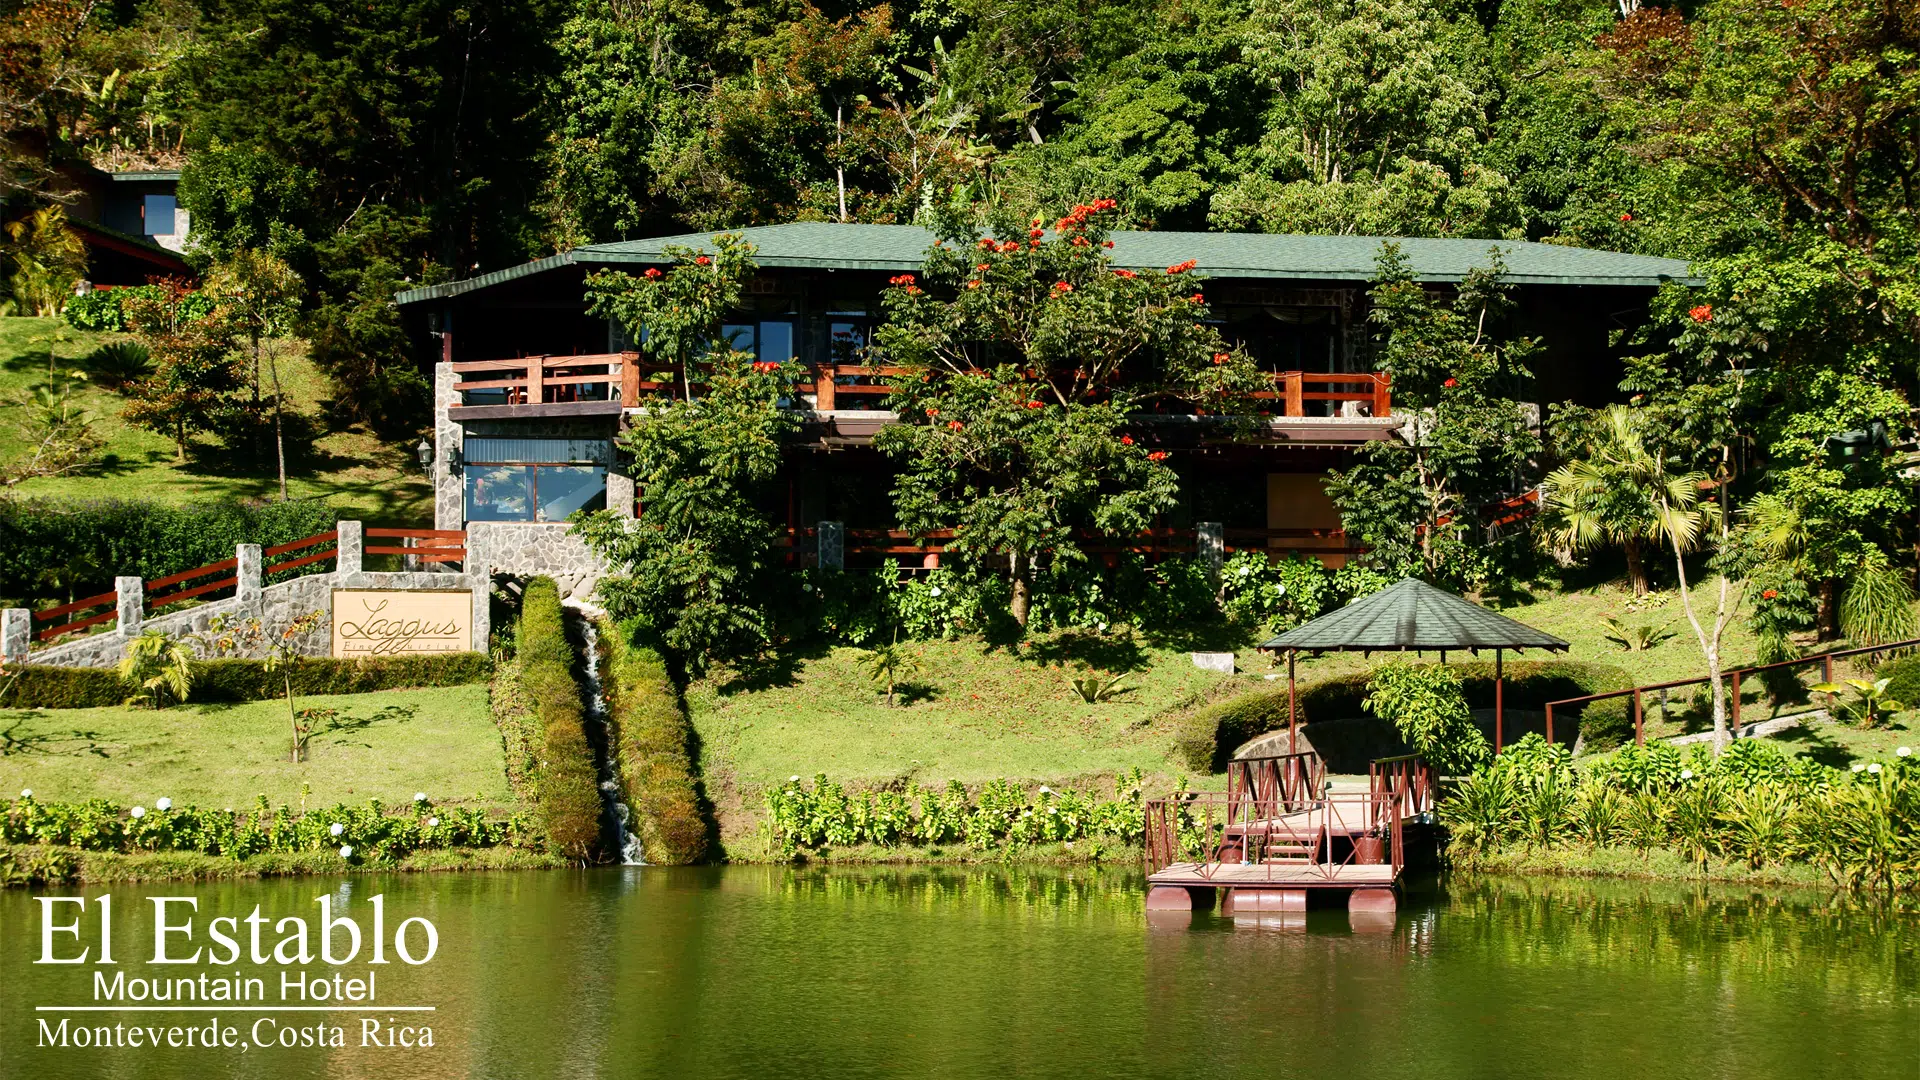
(1435, 767, 1516, 854)
(117, 630, 193, 708)
(1721, 783, 1794, 869)
(1363, 661, 1489, 776)
(1600, 616, 1676, 652)
(1810, 677, 1905, 729)
(1572, 783, 1625, 848)
(1067, 667, 1128, 704)
(1620, 791, 1670, 853)
(859, 641, 921, 706)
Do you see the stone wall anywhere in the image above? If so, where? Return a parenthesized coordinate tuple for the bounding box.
(467, 522, 607, 602)
(14, 522, 492, 669)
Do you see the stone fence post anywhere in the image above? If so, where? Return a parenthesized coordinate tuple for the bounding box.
(337, 521, 364, 576)
(237, 544, 262, 610)
(1197, 521, 1225, 592)
(116, 576, 143, 639)
(2, 609, 28, 665)
(816, 521, 844, 570)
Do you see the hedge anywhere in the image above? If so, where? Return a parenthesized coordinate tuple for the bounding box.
(3, 653, 493, 708)
(605, 623, 707, 864)
(0, 498, 339, 610)
(515, 577, 603, 862)
(1171, 659, 1636, 773)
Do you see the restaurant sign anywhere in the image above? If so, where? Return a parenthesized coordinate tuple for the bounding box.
(331, 589, 473, 657)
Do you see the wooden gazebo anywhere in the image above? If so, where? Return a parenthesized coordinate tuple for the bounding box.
(1257, 578, 1570, 756)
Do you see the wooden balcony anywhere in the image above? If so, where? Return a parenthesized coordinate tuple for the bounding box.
(445, 354, 1390, 421)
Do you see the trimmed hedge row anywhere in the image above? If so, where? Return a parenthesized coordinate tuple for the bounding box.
(605, 625, 708, 864)
(5, 653, 493, 708)
(1172, 659, 1636, 773)
(515, 577, 603, 862)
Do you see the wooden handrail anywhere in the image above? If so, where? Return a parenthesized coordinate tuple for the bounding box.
(147, 557, 237, 591)
(264, 531, 338, 558)
(34, 589, 120, 621)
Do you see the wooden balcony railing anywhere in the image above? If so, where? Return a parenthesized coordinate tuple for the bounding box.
(449, 354, 1391, 419)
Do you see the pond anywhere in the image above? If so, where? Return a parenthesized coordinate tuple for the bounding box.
(3, 868, 1914, 1079)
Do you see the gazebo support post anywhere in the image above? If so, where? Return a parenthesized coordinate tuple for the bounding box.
(1287, 650, 1298, 755)
(1494, 649, 1504, 756)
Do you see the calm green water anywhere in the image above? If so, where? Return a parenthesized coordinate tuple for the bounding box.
(2, 868, 1915, 1079)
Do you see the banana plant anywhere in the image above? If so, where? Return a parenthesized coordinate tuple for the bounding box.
(1810, 677, 1905, 730)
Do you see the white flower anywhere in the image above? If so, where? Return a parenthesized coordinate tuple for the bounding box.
(1038, 786, 1051, 794)
(339, 845, 353, 858)
(130, 806, 146, 818)
(1900, 746, 1913, 758)
(18, 789, 30, 799)
(1852, 763, 1867, 773)
(789, 775, 801, 783)
(155, 797, 171, 811)
(1237, 565, 1251, 577)
(1868, 763, 1883, 774)
(1047, 807, 1057, 815)
(330, 822, 345, 837)
(413, 792, 427, 803)
(427, 817, 440, 828)
(929, 586, 942, 597)
(1679, 769, 1693, 780)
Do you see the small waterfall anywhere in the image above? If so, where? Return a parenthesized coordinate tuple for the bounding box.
(576, 616, 645, 866)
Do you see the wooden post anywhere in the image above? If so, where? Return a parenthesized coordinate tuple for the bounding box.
(1373, 374, 1391, 417)
(1731, 670, 1742, 734)
(620, 350, 639, 404)
(1288, 649, 1298, 756)
(526, 355, 545, 405)
(815, 365, 837, 410)
(1494, 649, 1504, 755)
(1545, 702, 1553, 747)
(1633, 690, 1644, 745)
(1824, 654, 1834, 684)
(1284, 372, 1303, 417)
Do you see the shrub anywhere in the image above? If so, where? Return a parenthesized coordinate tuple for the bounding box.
(0, 497, 339, 610)
(1875, 655, 1920, 711)
(1364, 662, 1489, 776)
(762, 770, 1147, 857)
(515, 577, 602, 861)
(64, 289, 126, 331)
(605, 621, 707, 864)
(1171, 659, 1634, 772)
(1, 653, 492, 709)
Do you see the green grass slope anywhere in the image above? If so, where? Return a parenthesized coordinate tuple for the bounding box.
(0, 317, 429, 521)
(0, 685, 510, 809)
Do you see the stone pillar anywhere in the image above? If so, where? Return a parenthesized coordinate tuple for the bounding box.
(816, 520, 844, 570)
(337, 520, 364, 576)
(1197, 521, 1225, 589)
(469, 566, 491, 653)
(2, 608, 29, 665)
(607, 472, 637, 519)
(115, 576, 143, 638)
(236, 544, 263, 610)
(434, 361, 465, 532)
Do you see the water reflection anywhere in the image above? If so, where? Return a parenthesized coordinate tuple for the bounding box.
(2, 868, 1913, 1080)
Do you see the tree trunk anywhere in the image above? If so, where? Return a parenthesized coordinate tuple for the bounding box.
(1623, 536, 1650, 596)
(1706, 648, 1729, 755)
(1816, 576, 1838, 641)
(1009, 550, 1031, 627)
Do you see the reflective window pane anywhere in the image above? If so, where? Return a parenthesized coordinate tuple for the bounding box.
(759, 320, 795, 363)
(720, 324, 757, 356)
(829, 321, 867, 364)
(537, 465, 607, 522)
(466, 465, 534, 522)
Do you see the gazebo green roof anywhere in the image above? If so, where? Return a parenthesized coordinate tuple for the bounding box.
(1259, 578, 1569, 654)
(394, 222, 1698, 305)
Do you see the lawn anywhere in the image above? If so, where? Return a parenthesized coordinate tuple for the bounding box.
(0, 317, 431, 522)
(687, 633, 1268, 797)
(0, 685, 511, 810)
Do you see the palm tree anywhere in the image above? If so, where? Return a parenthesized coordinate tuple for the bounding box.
(1543, 406, 1665, 595)
(1547, 405, 1742, 753)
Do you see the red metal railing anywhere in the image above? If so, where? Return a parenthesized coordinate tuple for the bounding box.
(1369, 755, 1436, 823)
(450, 354, 1392, 420)
(364, 528, 466, 566)
(1144, 791, 1403, 882)
(1226, 751, 1324, 817)
(33, 589, 119, 642)
(1540, 636, 1920, 749)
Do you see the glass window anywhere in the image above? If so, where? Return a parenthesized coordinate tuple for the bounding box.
(537, 466, 608, 521)
(143, 194, 177, 236)
(720, 324, 756, 355)
(829, 321, 869, 365)
(466, 465, 534, 522)
(464, 437, 611, 464)
(759, 320, 795, 363)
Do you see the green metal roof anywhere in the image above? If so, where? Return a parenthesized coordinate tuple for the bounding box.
(394, 223, 1697, 305)
(1259, 578, 1570, 653)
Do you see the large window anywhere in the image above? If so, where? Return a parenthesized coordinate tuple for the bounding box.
(464, 437, 610, 522)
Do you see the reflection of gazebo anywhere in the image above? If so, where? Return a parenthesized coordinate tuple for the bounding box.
(1257, 578, 1570, 756)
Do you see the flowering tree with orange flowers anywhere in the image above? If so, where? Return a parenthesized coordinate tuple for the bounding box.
(873, 200, 1265, 627)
